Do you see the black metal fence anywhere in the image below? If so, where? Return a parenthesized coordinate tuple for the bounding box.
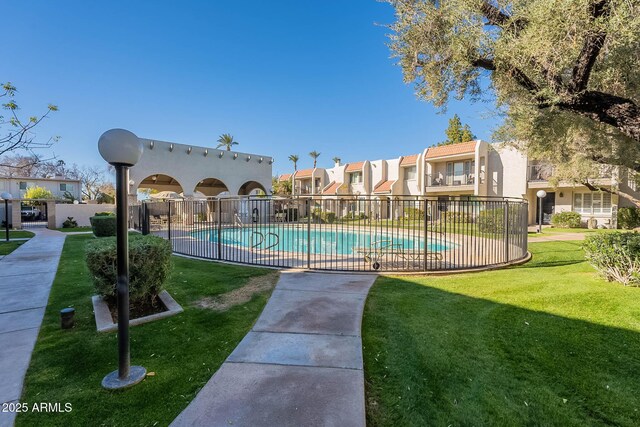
(130, 195, 528, 272)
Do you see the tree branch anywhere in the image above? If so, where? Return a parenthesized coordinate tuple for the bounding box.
(582, 180, 640, 208)
(554, 91, 640, 142)
(568, 0, 610, 93)
(480, 1, 527, 33)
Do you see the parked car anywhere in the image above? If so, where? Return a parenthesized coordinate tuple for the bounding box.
(21, 206, 42, 220)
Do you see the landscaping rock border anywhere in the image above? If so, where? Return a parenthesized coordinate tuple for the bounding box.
(92, 290, 183, 333)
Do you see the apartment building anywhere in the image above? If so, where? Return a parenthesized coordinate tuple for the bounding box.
(0, 176, 82, 200)
(280, 140, 638, 227)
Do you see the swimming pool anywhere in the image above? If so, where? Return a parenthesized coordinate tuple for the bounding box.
(192, 226, 451, 255)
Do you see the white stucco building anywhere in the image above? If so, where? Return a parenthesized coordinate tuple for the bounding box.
(129, 138, 273, 200)
(279, 140, 638, 228)
(0, 176, 82, 200)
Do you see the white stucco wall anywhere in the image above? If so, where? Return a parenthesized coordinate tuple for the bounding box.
(130, 138, 273, 197)
(55, 204, 116, 227)
(487, 143, 528, 198)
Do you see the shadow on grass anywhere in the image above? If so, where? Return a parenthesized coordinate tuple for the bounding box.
(363, 277, 640, 427)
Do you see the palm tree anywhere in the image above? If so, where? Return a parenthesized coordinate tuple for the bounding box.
(332, 157, 341, 165)
(288, 154, 299, 171)
(216, 133, 239, 151)
(309, 151, 321, 168)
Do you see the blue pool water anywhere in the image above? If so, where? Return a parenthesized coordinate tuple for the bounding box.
(192, 226, 451, 255)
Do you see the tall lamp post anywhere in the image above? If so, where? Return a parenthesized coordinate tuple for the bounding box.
(1, 192, 12, 242)
(98, 129, 146, 389)
(536, 190, 547, 233)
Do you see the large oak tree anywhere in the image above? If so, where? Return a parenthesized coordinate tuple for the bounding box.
(386, 0, 640, 204)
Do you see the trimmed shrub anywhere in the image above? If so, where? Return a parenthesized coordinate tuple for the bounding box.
(476, 207, 521, 234)
(583, 232, 640, 286)
(86, 234, 173, 303)
(62, 217, 78, 228)
(94, 211, 115, 216)
(550, 211, 582, 228)
(442, 211, 473, 223)
(90, 215, 117, 237)
(405, 207, 424, 220)
(618, 207, 640, 230)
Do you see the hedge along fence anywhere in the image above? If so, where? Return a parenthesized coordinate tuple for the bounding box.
(90, 212, 116, 237)
(86, 234, 173, 303)
(583, 232, 640, 287)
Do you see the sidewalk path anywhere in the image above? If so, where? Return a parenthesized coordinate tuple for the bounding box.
(528, 232, 588, 243)
(171, 271, 376, 427)
(0, 229, 65, 427)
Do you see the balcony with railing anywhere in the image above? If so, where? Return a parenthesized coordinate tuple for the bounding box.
(528, 163, 613, 185)
(528, 164, 554, 182)
(425, 174, 475, 192)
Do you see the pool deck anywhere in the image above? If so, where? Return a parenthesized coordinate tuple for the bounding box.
(171, 270, 376, 427)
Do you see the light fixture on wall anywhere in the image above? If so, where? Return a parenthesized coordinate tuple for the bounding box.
(246, 155, 251, 162)
(204, 149, 208, 157)
(269, 158, 274, 164)
(559, 192, 564, 198)
(152, 175, 157, 181)
(219, 151, 224, 158)
(149, 141, 154, 150)
(233, 153, 238, 159)
(169, 144, 174, 152)
(258, 157, 263, 163)
(187, 147, 192, 155)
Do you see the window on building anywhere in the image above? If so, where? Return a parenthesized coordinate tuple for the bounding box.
(19, 181, 27, 190)
(349, 172, 362, 184)
(404, 166, 417, 180)
(59, 183, 69, 191)
(446, 161, 474, 185)
(573, 192, 611, 214)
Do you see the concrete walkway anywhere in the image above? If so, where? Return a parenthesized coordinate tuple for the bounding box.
(0, 229, 65, 427)
(171, 271, 376, 427)
(529, 232, 589, 242)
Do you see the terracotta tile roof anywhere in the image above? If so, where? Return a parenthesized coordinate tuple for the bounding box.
(345, 161, 365, 172)
(279, 174, 292, 181)
(373, 180, 394, 194)
(295, 169, 313, 178)
(400, 154, 419, 166)
(425, 141, 477, 159)
(323, 181, 340, 195)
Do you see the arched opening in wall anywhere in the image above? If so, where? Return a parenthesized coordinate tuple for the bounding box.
(238, 181, 267, 196)
(195, 178, 229, 197)
(138, 174, 184, 200)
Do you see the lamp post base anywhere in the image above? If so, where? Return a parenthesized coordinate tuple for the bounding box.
(101, 366, 147, 390)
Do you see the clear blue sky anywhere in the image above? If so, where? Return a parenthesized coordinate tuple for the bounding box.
(3, 0, 499, 176)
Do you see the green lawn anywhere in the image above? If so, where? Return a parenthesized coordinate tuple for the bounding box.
(529, 227, 617, 236)
(18, 234, 278, 426)
(363, 241, 640, 426)
(0, 240, 25, 255)
(55, 226, 93, 232)
(8, 230, 35, 238)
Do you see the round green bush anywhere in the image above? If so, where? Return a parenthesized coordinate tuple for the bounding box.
(90, 215, 117, 237)
(550, 211, 582, 228)
(85, 234, 173, 303)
